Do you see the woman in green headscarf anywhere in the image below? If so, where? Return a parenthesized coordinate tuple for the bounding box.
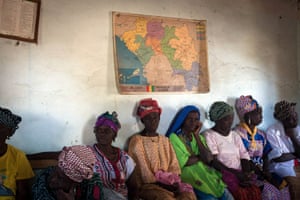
(203, 101, 261, 200)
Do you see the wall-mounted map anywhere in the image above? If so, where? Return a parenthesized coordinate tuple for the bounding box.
(112, 12, 209, 94)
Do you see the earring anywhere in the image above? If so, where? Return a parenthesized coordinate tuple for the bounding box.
(248, 118, 251, 125)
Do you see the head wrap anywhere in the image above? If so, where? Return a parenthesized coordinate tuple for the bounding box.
(166, 105, 200, 137)
(58, 145, 96, 183)
(0, 107, 22, 129)
(136, 98, 162, 119)
(209, 101, 234, 122)
(235, 95, 259, 120)
(94, 111, 121, 133)
(274, 100, 297, 121)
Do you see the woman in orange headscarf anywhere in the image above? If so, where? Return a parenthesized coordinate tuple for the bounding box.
(128, 98, 196, 200)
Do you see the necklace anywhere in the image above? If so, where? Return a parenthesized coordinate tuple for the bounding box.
(240, 122, 257, 148)
(95, 145, 119, 162)
(179, 131, 193, 154)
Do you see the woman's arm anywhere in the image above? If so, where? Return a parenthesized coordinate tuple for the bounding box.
(192, 121, 213, 165)
(285, 128, 300, 158)
(240, 159, 252, 173)
(126, 168, 141, 200)
(16, 179, 33, 200)
(211, 156, 250, 184)
(272, 153, 296, 162)
(210, 155, 234, 173)
(185, 155, 203, 166)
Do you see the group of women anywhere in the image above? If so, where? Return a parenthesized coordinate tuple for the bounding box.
(1, 95, 300, 200)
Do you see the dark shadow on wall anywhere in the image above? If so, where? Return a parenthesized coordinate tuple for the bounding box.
(227, 96, 240, 128)
(123, 101, 143, 151)
(81, 115, 97, 146)
(12, 113, 65, 154)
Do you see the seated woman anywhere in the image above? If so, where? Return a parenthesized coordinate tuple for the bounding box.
(234, 95, 290, 199)
(128, 98, 196, 200)
(32, 145, 100, 200)
(266, 100, 300, 200)
(0, 107, 34, 200)
(91, 111, 135, 200)
(166, 105, 234, 200)
(203, 101, 261, 200)
(30, 111, 135, 200)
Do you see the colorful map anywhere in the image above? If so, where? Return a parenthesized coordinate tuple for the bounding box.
(113, 12, 209, 93)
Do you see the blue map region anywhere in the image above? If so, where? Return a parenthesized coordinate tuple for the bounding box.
(173, 62, 200, 91)
(115, 36, 147, 85)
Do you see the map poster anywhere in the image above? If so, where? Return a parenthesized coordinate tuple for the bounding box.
(112, 12, 209, 94)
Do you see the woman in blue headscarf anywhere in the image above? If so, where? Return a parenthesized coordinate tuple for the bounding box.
(166, 105, 233, 200)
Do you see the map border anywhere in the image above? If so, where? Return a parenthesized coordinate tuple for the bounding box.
(112, 11, 209, 94)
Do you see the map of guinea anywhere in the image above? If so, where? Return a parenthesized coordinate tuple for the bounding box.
(113, 12, 209, 93)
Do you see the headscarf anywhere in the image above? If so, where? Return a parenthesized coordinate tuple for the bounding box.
(136, 98, 161, 119)
(209, 101, 234, 122)
(166, 105, 200, 137)
(94, 111, 121, 133)
(0, 107, 22, 129)
(235, 95, 260, 148)
(274, 100, 297, 121)
(235, 95, 259, 121)
(58, 145, 96, 183)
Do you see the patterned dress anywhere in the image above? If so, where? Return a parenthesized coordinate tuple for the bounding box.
(32, 167, 57, 200)
(235, 124, 290, 200)
(32, 167, 104, 200)
(92, 144, 135, 199)
(235, 124, 271, 165)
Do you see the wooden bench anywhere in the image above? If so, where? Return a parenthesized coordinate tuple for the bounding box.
(29, 159, 58, 170)
(27, 151, 60, 171)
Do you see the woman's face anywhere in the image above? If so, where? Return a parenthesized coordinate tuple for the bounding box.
(0, 124, 13, 143)
(94, 125, 116, 145)
(182, 111, 200, 133)
(245, 107, 263, 126)
(48, 167, 75, 191)
(141, 112, 160, 133)
(215, 114, 234, 136)
(282, 108, 298, 129)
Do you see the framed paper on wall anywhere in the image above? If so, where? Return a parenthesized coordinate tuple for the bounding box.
(112, 11, 209, 94)
(0, 0, 41, 43)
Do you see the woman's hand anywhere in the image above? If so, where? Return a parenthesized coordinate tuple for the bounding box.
(236, 171, 252, 187)
(263, 171, 273, 182)
(56, 188, 75, 200)
(285, 128, 298, 138)
(157, 182, 180, 196)
(193, 121, 203, 137)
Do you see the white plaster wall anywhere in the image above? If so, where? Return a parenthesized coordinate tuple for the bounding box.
(0, 0, 298, 153)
